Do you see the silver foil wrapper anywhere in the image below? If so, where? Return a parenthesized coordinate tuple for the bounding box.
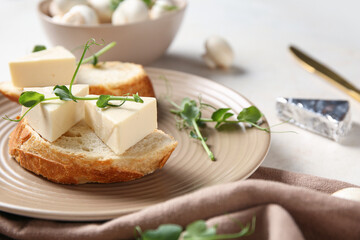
(276, 98, 351, 141)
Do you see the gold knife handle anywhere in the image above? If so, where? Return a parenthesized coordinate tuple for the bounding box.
(289, 46, 360, 102)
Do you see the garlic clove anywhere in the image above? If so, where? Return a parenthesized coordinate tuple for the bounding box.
(49, 0, 88, 16)
(332, 187, 360, 202)
(61, 5, 99, 26)
(112, 8, 127, 25)
(112, 0, 149, 25)
(87, 0, 113, 23)
(150, 0, 177, 19)
(202, 53, 217, 69)
(203, 36, 234, 69)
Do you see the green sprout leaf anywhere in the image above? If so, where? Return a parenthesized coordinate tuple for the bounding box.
(32, 45, 46, 52)
(190, 130, 198, 139)
(237, 106, 262, 124)
(53, 85, 76, 102)
(5, 91, 47, 122)
(183, 220, 217, 239)
(96, 95, 127, 108)
(133, 93, 144, 103)
(110, 0, 124, 10)
(96, 94, 143, 108)
(141, 224, 182, 240)
(92, 55, 98, 66)
(96, 95, 111, 108)
(170, 97, 213, 160)
(180, 101, 200, 126)
(211, 108, 232, 122)
(211, 108, 234, 128)
(163, 5, 178, 11)
(19, 91, 45, 107)
(168, 95, 269, 161)
(142, 0, 155, 8)
(190, 131, 207, 141)
(136, 217, 256, 240)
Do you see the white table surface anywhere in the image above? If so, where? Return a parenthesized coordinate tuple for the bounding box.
(0, 0, 359, 185)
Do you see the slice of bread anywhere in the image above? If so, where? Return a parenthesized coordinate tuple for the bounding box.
(0, 81, 22, 103)
(0, 61, 155, 103)
(77, 62, 155, 97)
(9, 120, 177, 184)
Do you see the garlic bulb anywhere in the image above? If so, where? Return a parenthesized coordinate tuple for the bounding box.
(150, 0, 177, 19)
(49, 0, 88, 16)
(87, 0, 113, 23)
(112, 0, 149, 25)
(51, 15, 63, 23)
(60, 5, 99, 25)
(202, 36, 234, 69)
(332, 187, 360, 202)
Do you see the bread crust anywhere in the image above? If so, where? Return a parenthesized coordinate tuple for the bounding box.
(89, 75, 155, 98)
(9, 121, 177, 184)
(0, 82, 22, 103)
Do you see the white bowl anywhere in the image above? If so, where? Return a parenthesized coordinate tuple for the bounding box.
(38, 0, 187, 65)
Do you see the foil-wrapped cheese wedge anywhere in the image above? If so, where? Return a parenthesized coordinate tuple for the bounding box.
(276, 98, 351, 141)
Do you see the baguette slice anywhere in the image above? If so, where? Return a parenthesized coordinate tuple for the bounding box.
(9, 120, 177, 184)
(0, 81, 22, 103)
(0, 61, 155, 103)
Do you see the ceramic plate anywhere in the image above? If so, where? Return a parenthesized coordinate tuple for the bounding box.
(0, 68, 270, 221)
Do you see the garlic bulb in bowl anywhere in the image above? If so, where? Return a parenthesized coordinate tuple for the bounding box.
(150, 0, 178, 19)
(60, 5, 99, 25)
(87, 0, 113, 23)
(38, 0, 187, 64)
(49, 0, 88, 16)
(112, 0, 149, 25)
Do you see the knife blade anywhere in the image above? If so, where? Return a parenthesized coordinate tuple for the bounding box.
(289, 45, 360, 102)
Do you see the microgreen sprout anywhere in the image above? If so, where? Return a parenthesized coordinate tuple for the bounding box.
(81, 41, 116, 65)
(2, 39, 142, 122)
(32, 45, 46, 52)
(163, 5, 178, 11)
(170, 97, 215, 160)
(135, 217, 255, 240)
(169, 97, 269, 161)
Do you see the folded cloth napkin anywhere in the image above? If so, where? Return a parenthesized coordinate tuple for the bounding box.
(1, 167, 359, 240)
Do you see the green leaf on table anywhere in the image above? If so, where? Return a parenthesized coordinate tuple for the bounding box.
(237, 106, 262, 124)
(141, 224, 182, 240)
(32, 45, 46, 52)
(53, 85, 76, 102)
(19, 91, 45, 107)
(183, 220, 217, 239)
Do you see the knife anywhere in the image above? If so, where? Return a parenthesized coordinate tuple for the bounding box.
(289, 45, 360, 102)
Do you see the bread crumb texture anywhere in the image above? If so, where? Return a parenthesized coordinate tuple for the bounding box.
(9, 120, 177, 184)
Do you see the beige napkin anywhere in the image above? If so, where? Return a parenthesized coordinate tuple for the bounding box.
(1, 167, 359, 240)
